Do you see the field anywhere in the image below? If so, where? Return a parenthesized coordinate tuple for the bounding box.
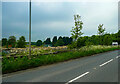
(2, 45, 120, 74)
(2, 46, 68, 57)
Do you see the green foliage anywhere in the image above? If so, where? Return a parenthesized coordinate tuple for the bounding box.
(69, 30, 119, 48)
(68, 42, 77, 49)
(2, 51, 8, 56)
(16, 36, 26, 48)
(118, 30, 120, 45)
(44, 38, 51, 44)
(63, 37, 73, 45)
(51, 36, 73, 47)
(103, 35, 112, 45)
(2, 45, 119, 74)
(52, 36, 57, 47)
(76, 37, 86, 48)
(71, 14, 83, 41)
(31, 42, 36, 45)
(2, 38, 7, 46)
(98, 24, 105, 35)
(36, 40, 42, 46)
(55, 37, 64, 46)
(85, 41, 94, 46)
(8, 36, 16, 48)
(58, 36, 62, 40)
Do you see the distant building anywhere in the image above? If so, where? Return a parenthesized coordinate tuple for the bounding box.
(112, 42, 118, 46)
(44, 44, 52, 47)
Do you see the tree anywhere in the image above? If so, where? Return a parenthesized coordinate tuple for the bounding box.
(0, 40, 1, 47)
(8, 36, 16, 48)
(76, 37, 86, 48)
(58, 36, 62, 40)
(71, 14, 83, 41)
(118, 30, 120, 45)
(97, 24, 105, 45)
(31, 42, 36, 45)
(44, 38, 51, 44)
(2, 38, 7, 46)
(85, 41, 93, 46)
(55, 36, 64, 46)
(98, 24, 105, 36)
(103, 35, 112, 45)
(62, 37, 70, 45)
(56, 38, 64, 46)
(52, 36, 57, 46)
(36, 40, 42, 46)
(69, 37, 73, 44)
(92, 35, 99, 45)
(17, 36, 26, 48)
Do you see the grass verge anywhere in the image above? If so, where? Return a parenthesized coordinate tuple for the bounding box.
(2, 45, 120, 74)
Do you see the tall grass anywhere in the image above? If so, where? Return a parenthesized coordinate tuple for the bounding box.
(2, 45, 120, 74)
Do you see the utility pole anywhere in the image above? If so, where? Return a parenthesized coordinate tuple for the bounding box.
(29, 0, 31, 58)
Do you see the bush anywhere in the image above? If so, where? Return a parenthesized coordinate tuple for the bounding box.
(68, 42, 77, 49)
(85, 41, 94, 46)
(2, 45, 120, 74)
(76, 37, 86, 48)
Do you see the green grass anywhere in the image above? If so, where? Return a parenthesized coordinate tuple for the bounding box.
(2, 45, 120, 74)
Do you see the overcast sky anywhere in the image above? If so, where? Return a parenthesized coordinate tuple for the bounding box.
(2, 1, 118, 42)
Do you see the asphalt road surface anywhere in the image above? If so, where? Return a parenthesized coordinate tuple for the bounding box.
(2, 50, 120, 83)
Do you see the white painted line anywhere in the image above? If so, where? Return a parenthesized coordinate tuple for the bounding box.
(116, 56, 120, 58)
(99, 59, 113, 67)
(66, 72, 89, 84)
(93, 67, 96, 70)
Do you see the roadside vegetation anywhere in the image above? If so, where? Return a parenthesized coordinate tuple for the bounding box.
(2, 45, 119, 74)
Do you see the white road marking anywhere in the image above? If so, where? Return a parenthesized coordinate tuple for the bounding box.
(99, 59, 113, 67)
(116, 56, 120, 58)
(93, 68, 96, 70)
(65, 72, 89, 84)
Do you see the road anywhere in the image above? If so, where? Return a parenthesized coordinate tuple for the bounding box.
(2, 50, 120, 84)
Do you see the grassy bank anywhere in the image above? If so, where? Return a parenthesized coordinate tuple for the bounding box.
(2, 45, 120, 74)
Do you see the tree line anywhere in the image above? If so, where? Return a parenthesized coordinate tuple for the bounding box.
(1, 14, 120, 48)
(2, 36, 26, 48)
(1, 30, 119, 48)
(35, 36, 73, 47)
(70, 14, 120, 48)
(1, 36, 73, 48)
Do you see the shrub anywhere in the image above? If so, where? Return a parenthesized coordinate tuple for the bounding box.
(2, 45, 120, 74)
